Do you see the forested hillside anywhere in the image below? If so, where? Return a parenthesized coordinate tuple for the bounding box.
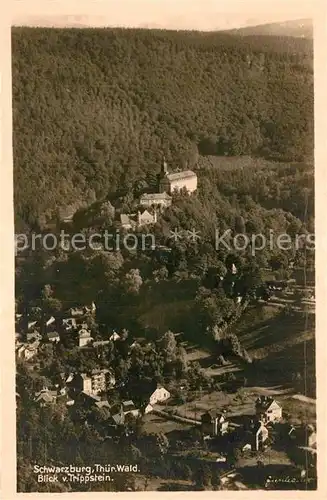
(226, 19, 313, 38)
(12, 27, 313, 229)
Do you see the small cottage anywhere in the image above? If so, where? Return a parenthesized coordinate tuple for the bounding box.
(255, 396, 282, 423)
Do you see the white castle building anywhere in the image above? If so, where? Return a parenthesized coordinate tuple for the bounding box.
(158, 159, 197, 194)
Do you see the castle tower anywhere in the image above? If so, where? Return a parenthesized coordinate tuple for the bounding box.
(161, 156, 168, 176)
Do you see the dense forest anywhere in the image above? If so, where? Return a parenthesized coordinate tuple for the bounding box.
(12, 27, 313, 230)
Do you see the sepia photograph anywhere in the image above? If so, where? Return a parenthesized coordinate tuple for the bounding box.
(8, 0, 320, 493)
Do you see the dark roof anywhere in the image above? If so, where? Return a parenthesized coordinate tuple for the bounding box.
(201, 409, 226, 419)
(80, 391, 101, 402)
(95, 400, 110, 410)
(166, 170, 196, 182)
(122, 400, 136, 412)
(47, 331, 59, 339)
(120, 214, 131, 225)
(112, 413, 124, 425)
(140, 192, 171, 200)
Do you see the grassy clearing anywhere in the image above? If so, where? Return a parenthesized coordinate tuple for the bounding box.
(167, 389, 253, 421)
(237, 448, 293, 469)
(164, 384, 316, 427)
(138, 299, 193, 334)
(135, 278, 198, 334)
(142, 413, 192, 434)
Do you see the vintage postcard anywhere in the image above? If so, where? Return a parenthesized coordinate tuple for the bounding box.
(2, 0, 326, 496)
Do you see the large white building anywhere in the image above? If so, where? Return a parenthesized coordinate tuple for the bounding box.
(139, 192, 172, 208)
(158, 159, 197, 194)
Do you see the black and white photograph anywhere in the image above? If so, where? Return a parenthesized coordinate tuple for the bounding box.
(7, 0, 321, 493)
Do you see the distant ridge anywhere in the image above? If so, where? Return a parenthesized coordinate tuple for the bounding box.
(225, 19, 313, 38)
(12, 17, 313, 38)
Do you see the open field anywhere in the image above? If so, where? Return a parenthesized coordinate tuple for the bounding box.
(142, 413, 192, 434)
(237, 448, 293, 469)
(165, 385, 315, 425)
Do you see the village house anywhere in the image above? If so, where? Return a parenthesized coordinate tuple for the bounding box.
(118, 209, 157, 230)
(94, 400, 111, 410)
(109, 331, 121, 342)
(149, 385, 171, 406)
(110, 400, 139, 427)
(243, 419, 269, 451)
(255, 396, 282, 423)
(16, 340, 40, 361)
(136, 208, 157, 227)
(200, 410, 229, 437)
(45, 316, 56, 329)
(65, 373, 74, 384)
(62, 317, 77, 332)
(144, 385, 171, 413)
(139, 192, 172, 209)
(26, 331, 42, 342)
(78, 328, 93, 347)
(34, 388, 58, 407)
(119, 213, 134, 230)
(27, 320, 38, 332)
(158, 159, 197, 194)
(76, 391, 102, 408)
(84, 302, 97, 315)
(111, 406, 125, 426)
(69, 373, 93, 395)
(69, 369, 115, 395)
(16, 342, 39, 361)
(47, 331, 60, 343)
(122, 400, 140, 417)
(69, 307, 85, 318)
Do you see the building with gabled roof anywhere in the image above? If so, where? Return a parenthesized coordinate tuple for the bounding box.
(47, 331, 60, 343)
(140, 192, 172, 208)
(78, 328, 92, 347)
(158, 159, 197, 194)
(34, 388, 58, 406)
(255, 396, 282, 423)
(119, 213, 133, 230)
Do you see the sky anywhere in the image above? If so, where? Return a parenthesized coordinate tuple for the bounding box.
(11, 0, 315, 30)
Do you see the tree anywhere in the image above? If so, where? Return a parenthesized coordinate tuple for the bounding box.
(122, 269, 143, 295)
(42, 297, 62, 315)
(159, 331, 177, 363)
(153, 266, 168, 282)
(193, 464, 212, 490)
(270, 253, 288, 271)
(202, 264, 226, 289)
(154, 432, 169, 455)
(234, 215, 246, 234)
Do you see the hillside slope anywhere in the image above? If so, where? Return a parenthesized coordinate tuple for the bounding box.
(12, 28, 313, 229)
(226, 19, 313, 38)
